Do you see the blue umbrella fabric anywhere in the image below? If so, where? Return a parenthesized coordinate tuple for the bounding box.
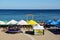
(50, 20, 59, 25)
(56, 20, 60, 28)
(46, 20, 52, 25)
(57, 20, 60, 23)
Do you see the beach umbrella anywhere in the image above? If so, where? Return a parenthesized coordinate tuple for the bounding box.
(17, 20, 28, 25)
(47, 20, 52, 24)
(7, 20, 17, 25)
(33, 24, 44, 29)
(50, 20, 59, 25)
(27, 20, 38, 25)
(48, 20, 52, 23)
(0, 21, 6, 25)
(33, 24, 44, 35)
(57, 20, 60, 23)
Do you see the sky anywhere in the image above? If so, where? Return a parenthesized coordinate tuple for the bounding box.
(0, 0, 60, 9)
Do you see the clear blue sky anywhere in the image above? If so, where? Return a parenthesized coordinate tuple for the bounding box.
(0, 0, 60, 9)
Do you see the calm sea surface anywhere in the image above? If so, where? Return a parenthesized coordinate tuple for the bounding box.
(0, 9, 60, 22)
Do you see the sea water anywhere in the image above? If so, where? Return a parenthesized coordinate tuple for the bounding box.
(0, 9, 60, 22)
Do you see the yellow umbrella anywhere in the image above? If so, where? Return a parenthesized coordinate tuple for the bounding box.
(27, 20, 38, 25)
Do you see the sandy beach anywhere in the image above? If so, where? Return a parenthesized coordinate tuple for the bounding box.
(0, 28, 60, 40)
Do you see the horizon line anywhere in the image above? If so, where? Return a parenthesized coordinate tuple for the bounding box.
(0, 9, 60, 10)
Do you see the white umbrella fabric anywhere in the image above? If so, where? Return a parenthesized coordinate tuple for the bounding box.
(0, 21, 6, 25)
(17, 20, 28, 25)
(33, 24, 44, 29)
(7, 20, 17, 25)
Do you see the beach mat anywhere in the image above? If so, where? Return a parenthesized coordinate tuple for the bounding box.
(48, 29, 60, 35)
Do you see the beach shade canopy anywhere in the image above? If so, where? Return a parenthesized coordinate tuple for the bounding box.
(33, 24, 44, 29)
(7, 20, 17, 25)
(47, 20, 52, 24)
(57, 20, 60, 23)
(27, 20, 38, 25)
(0, 21, 6, 25)
(17, 20, 28, 25)
(50, 20, 59, 25)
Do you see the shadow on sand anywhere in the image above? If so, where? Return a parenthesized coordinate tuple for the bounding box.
(5, 31, 18, 34)
(25, 31, 34, 35)
(48, 29, 60, 35)
(5, 31, 23, 34)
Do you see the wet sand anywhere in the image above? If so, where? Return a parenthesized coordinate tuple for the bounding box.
(0, 28, 60, 40)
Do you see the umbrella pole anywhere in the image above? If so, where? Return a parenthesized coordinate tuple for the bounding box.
(32, 15, 34, 20)
(26, 15, 28, 22)
(26, 14, 34, 31)
(26, 14, 34, 21)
